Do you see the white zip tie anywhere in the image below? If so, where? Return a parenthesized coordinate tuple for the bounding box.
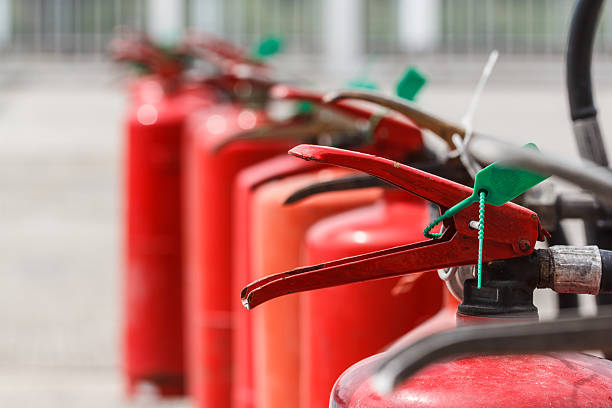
(450, 50, 499, 178)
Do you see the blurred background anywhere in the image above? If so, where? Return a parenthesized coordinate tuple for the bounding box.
(0, 0, 611, 406)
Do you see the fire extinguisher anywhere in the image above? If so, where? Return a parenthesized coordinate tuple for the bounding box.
(227, 122, 367, 408)
(117, 34, 215, 397)
(182, 64, 300, 407)
(231, 158, 361, 408)
(250, 169, 382, 408)
(117, 31, 269, 397)
(242, 144, 612, 407)
(232, 155, 326, 408)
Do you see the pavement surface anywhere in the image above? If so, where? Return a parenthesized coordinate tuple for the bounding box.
(0, 59, 608, 406)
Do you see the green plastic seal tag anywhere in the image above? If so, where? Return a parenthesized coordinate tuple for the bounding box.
(396, 67, 427, 102)
(471, 143, 549, 206)
(253, 34, 283, 60)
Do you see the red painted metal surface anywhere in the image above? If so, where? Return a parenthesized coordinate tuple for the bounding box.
(183, 104, 295, 408)
(340, 351, 612, 407)
(300, 189, 444, 408)
(232, 156, 324, 408)
(331, 290, 612, 408)
(241, 145, 544, 308)
(249, 170, 382, 408)
(330, 292, 460, 407)
(122, 84, 212, 396)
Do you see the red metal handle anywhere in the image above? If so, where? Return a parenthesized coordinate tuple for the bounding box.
(110, 37, 184, 78)
(270, 85, 424, 155)
(241, 145, 544, 309)
(270, 85, 386, 120)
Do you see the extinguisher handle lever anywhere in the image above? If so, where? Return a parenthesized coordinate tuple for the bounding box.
(272, 85, 412, 128)
(216, 86, 424, 158)
(213, 109, 369, 153)
(109, 37, 185, 79)
(282, 157, 475, 205)
(240, 145, 543, 309)
(372, 309, 612, 394)
(324, 89, 466, 147)
(270, 85, 326, 104)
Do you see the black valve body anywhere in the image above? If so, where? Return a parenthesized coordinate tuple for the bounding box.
(458, 256, 540, 319)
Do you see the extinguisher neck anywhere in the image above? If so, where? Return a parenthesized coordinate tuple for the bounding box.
(457, 255, 540, 320)
(444, 288, 461, 309)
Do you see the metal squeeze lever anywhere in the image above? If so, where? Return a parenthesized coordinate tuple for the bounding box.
(214, 85, 424, 159)
(212, 110, 368, 153)
(282, 156, 474, 206)
(109, 35, 185, 79)
(241, 145, 545, 309)
(323, 89, 467, 147)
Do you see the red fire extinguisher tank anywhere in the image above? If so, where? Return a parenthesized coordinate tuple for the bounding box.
(331, 290, 612, 407)
(232, 156, 324, 408)
(301, 189, 445, 407)
(338, 350, 612, 408)
(250, 170, 383, 408)
(122, 85, 211, 396)
(183, 104, 294, 408)
(330, 291, 460, 407)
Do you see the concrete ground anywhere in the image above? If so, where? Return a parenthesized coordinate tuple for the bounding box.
(0, 58, 608, 406)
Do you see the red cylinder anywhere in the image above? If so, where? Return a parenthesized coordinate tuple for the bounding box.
(249, 170, 383, 408)
(122, 83, 212, 396)
(331, 291, 459, 407)
(344, 352, 612, 408)
(183, 104, 294, 408)
(301, 189, 445, 408)
(232, 156, 322, 408)
(333, 291, 612, 408)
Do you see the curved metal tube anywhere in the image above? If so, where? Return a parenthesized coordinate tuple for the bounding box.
(469, 134, 612, 210)
(323, 89, 465, 146)
(372, 311, 612, 394)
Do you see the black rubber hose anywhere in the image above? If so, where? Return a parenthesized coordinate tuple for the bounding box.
(566, 0, 604, 120)
(600, 249, 612, 293)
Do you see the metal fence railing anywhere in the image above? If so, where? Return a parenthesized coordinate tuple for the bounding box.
(3, 0, 612, 57)
(7, 0, 146, 55)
